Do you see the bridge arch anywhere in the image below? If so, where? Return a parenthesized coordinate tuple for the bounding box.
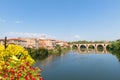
(70, 43, 109, 52)
(80, 44, 87, 51)
(88, 44, 95, 51)
(72, 44, 78, 50)
(97, 44, 104, 51)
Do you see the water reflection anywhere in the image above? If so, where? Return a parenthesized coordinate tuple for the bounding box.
(35, 51, 120, 80)
(35, 49, 112, 69)
(72, 49, 109, 54)
(110, 51, 120, 62)
(35, 53, 67, 68)
(35, 50, 109, 68)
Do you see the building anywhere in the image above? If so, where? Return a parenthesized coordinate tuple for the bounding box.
(7, 38, 27, 47)
(0, 39, 4, 45)
(56, 40, 68, 48)
(18, 38, 36, 48)
(3, 36, 68, 49)
(38, 39, 56, 49)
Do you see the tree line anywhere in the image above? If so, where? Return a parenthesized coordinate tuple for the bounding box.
(68, 40, 110, 44)
(108, 39, 120, 61)
(26, 45, 70, 60)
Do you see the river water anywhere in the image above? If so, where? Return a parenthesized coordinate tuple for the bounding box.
(35, 51, 120, 80)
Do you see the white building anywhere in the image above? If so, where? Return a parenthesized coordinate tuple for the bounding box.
(8, 38, 27, 47)
(0, 39, 4, 45)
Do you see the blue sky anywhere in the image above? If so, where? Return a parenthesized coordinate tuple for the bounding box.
(0, 0, 120, 41)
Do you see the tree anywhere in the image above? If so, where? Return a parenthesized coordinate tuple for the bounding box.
(109, 40, 120, 61)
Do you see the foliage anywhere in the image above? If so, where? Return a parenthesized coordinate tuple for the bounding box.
(55, 45, 62, 54)
(37, 48, 48, 56)
(27, 45, 70, 60)
(48, 49, 54, 55)
(26, 48, 37, 60)
(72, 45, 78, 50)
(109, 40, 120, 52)
(0, 44, 43, 80)
(35, 48, 49, 60)
(27, 48, 49, 60)
(69, 40, 109, 44)
(109, 40, 120, 61)
(88, 45, 94, 50)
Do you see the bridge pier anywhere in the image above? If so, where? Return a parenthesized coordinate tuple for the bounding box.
(77, 44, 80, 50)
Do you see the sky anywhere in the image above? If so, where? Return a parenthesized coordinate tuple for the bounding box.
(0, 0, 120, 41)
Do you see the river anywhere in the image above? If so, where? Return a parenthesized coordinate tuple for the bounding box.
(34, 51, 120, 80)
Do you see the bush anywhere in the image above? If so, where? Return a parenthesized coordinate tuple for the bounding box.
(109, 40, 120, 52)
(109, 40, 120, 61)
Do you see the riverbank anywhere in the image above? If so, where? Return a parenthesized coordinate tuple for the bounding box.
(108, 40, 120, 61)
(27, 45, 70, 60)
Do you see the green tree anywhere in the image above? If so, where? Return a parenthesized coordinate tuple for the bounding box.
(109, 40, 120, 61)
(55, 45, 62, 54)
(35, 48, 49, 59)
(109, 40, 120, 52)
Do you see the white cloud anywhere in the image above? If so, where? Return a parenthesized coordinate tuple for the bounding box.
(0, 17, 22, 24)
(7, 32, 55, 39)
(15, 21, 22, 24)
(74, 35, 80, 39)
(8, 32, 40, 37)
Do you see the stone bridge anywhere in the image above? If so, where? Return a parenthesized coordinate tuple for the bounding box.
(69, 43, 109, 51)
